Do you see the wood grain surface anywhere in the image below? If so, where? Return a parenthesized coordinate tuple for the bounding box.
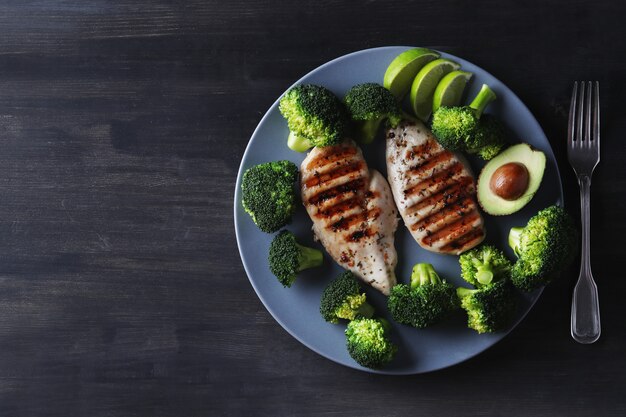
(0, 1, 623, 416)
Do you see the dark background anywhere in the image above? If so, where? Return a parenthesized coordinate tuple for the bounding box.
(0, 1, 623, 416)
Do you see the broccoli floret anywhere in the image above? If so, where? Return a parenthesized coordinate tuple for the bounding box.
(457, 279, 517, 334)
(431, 106, 477, 151)
(345, 318, 397, 369)
(344, 83, 402, 144)
(473, 115, 506, 160)
(279, 84, 349, 152)
(508, 205, 578, 292)
(320, 271, 374, 323)
(268, 230, 323, 287)
(431, 84, 505, 160)
(387, 263, 459, 328)
(241, 160, 298, 233)
(459, 244, 512, 287)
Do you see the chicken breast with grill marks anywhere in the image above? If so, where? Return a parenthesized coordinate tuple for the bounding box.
(386, 120, 485, 255)
(301, 140, 398, 295)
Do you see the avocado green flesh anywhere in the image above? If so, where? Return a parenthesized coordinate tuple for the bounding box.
(477, 143, 546, 216)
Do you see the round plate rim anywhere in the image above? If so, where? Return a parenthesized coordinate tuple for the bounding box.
(233, 46, 562, 375)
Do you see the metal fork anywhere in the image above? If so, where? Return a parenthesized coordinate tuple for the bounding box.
(568, 81, 601, 344)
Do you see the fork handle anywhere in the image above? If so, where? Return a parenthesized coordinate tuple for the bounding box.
(571, 175, 601, 343)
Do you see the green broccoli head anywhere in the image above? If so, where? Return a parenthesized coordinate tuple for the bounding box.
(345, 318, 397, 369)
(457, 279, 517, 334)
(431, 84, 504, 159)
(508, 205, 578, 292)
(459, 244, 512, 287)
(431, 105, 478, 151)
(320, 271, 374, 323)
(268, 230, 323, 287)
(469, 115, 506, 160)
(344, 83, 402, 144)
(241, 160, 298, 233)
(279, 84, 349, 152)
(387, 263, 459, 328)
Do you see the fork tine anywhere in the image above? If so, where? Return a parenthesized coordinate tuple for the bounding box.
(593, 81, 600, 147)
(576, 81, 585, 142)
(585, 81, 592, 144)
(568, 81, 578, 145)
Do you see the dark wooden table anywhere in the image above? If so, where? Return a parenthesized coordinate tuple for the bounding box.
(0, 1, 624, 416)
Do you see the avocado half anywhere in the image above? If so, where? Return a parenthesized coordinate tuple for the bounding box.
(477, 143, 546, 216)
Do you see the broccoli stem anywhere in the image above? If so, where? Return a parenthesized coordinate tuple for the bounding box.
(287, 131, 313, 153)
(410, 263, 441, 288)
(508, 227, 524, 257)
(296, 243, 323, 271)
(456, 287, 475, 298)
(358, 302, 375, 319)
(358, 118, 383, 144)
(475, 268, 494, 285)
(469, 84, 497, 118)
(473, 253, 494, 285)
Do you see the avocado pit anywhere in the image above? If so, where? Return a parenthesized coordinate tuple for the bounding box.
(489, 162, 529, 201)
(477, 143, 546, 216)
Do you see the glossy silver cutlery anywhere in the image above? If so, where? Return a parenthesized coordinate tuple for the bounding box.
(568, 81, 601, 344)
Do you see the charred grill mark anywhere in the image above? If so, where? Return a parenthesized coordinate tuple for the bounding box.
(305, 146, 357, 170)
(421, 211, 481, 246)
(347, 228, 372, 242)
(441, 228, 485, 252)
(404, 142, 437, 162)
(405, 177, 474, 217)
(408, 150, 454, 174)
(368, 208, 381, 221)
(329, 208, 381, 231)
(410, 196, 475, 231)
(402, 164, 466, 199)
(307, 178, 365, 205)
(316, 196, 361, 219)
(304, 161, 364, 189)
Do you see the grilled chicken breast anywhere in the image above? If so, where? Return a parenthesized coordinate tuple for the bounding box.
(386, 120, 485, 255)
(301, 140, 398, 295)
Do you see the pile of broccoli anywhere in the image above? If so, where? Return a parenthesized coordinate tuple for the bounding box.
(431, 84, 506, 160)
(269, 230, 323, 287)
(455, 205, 578, 332)
(456, 244, 517, 333)
(279, 84, 349, 152)
(320, 271, 396, 369)
(320, 271, 374, 323)
(345, 317, 397, 369)
(387, 263, 458, 328)
(241, 160, 298, 233)
(343, 83, 402, 144)
(508, 205, 578, 291)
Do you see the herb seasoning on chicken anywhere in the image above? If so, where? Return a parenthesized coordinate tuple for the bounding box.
(301, 140, 398, 295)
(386, 120, 485, 255)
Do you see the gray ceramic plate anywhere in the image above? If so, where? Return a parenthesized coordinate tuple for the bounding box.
(234, 46, 563, 374)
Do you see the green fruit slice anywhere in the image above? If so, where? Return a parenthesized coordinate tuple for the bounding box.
(383, 48, 440, 99)
(410, 58, 461, 121)
(432, 70, 473, 112)
(477, 143, 546, 216)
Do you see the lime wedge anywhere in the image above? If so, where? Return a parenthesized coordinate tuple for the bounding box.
(432, 70, 473, 112)
(410, 58, 461, 121)
(383, 48, 440, 99)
